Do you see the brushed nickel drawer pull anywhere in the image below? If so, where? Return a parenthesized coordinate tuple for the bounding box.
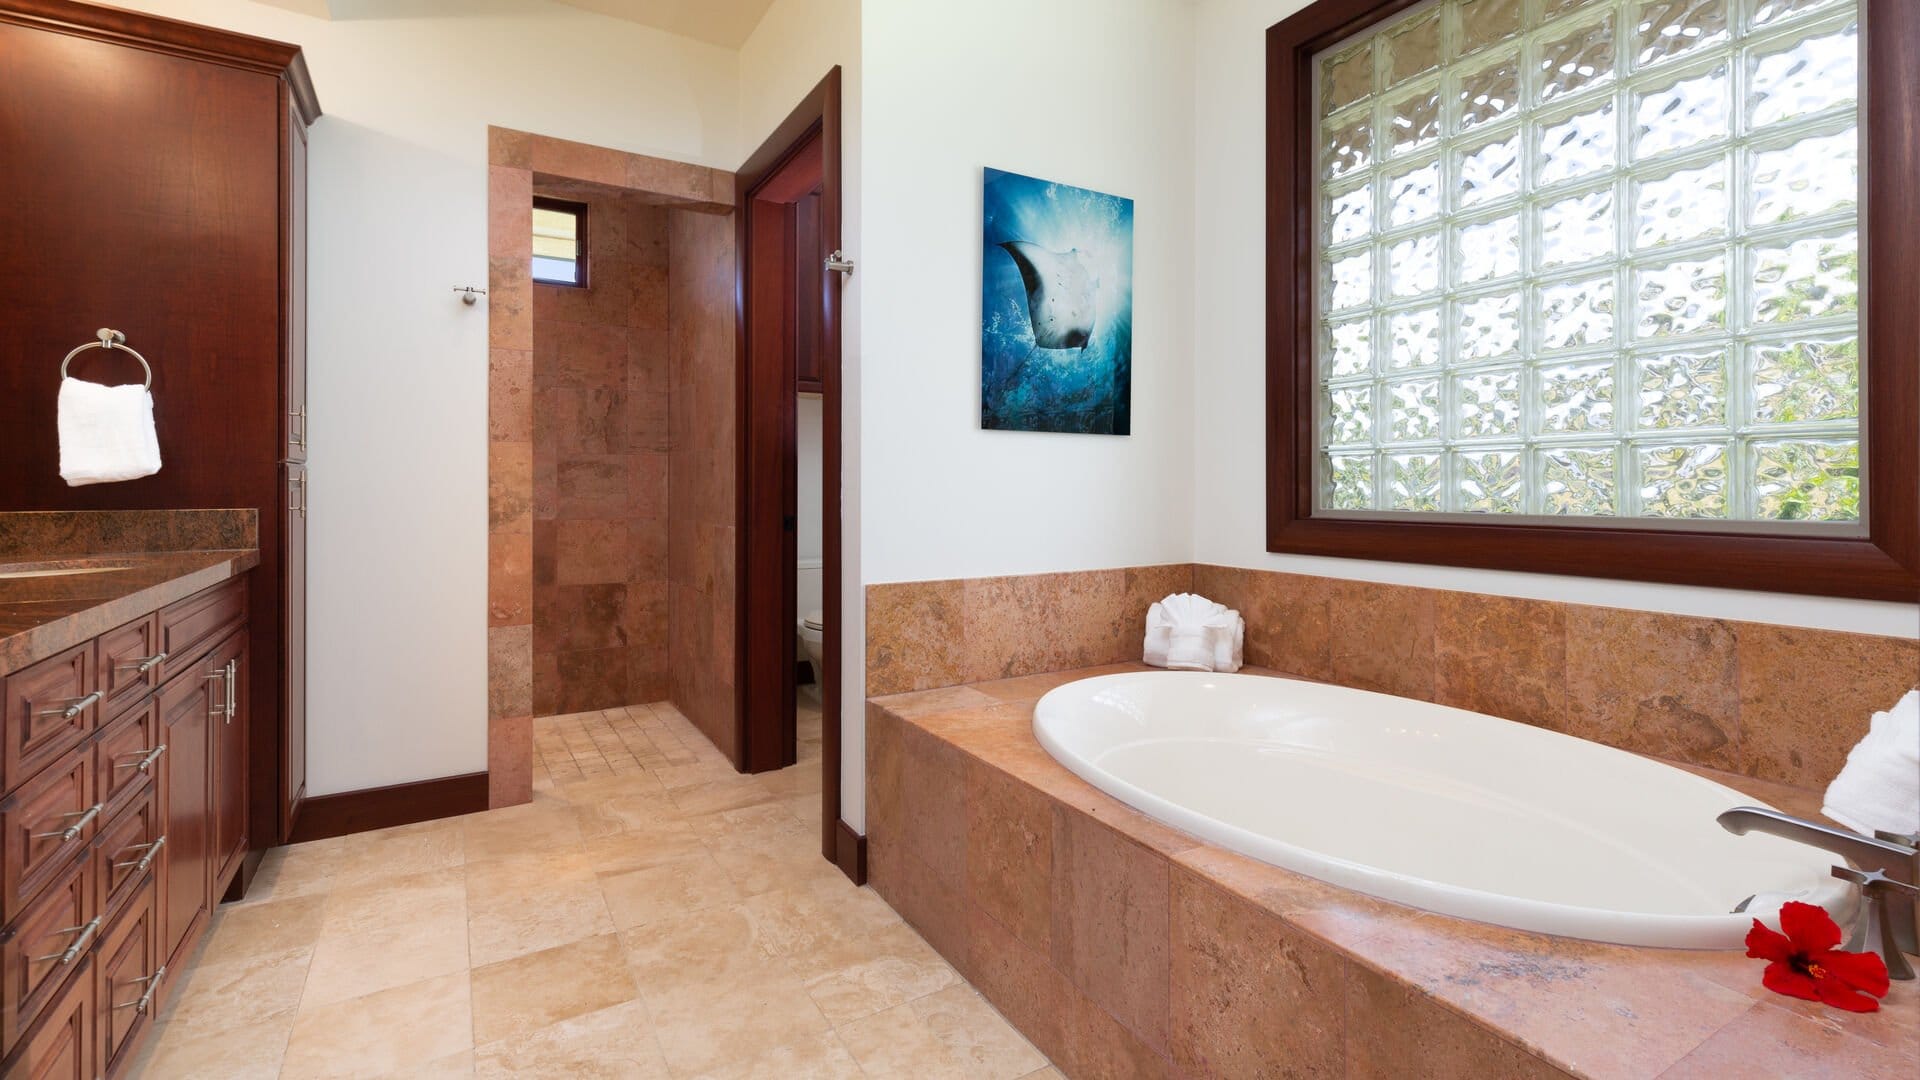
(33, 802, 101, 842)
(225, 659, 237, 722)
(38, 691, 102, 720)
(36, 916, 102, 965)
(115, 743, 167, 773)
(113, 964, 167, 1013)
(117, 651, 167, 675)
(113, 835, 166, 874)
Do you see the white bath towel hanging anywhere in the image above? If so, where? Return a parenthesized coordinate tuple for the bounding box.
(57, 376, 162, 486)
(1822, 690, 1920, 837)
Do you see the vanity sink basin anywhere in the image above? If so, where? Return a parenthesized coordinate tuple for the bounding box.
(0, 560, 134, 580)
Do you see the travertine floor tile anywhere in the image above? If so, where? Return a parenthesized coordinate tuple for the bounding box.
(470, 933, 640, 1045)
(192, 893, 328, 968)
(473, 999, 667, 1079)
(160, 948, 312, 1035)
(280, 971, 473, 1079)
(599, 851, 745, 929)
(679, 1029, 865, 1079)
(137, 1018, 294, 1079)
(149, 700, 1057, 1078)
(837, 984, 1049, 1080)
(303, 888, 470, 1007)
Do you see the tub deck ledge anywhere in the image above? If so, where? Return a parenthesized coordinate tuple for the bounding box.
(865, 663, 1919, 1080)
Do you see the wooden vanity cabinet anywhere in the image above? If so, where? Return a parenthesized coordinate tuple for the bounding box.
(155, 668, 211, 969)
(0, 576, 249, 1076)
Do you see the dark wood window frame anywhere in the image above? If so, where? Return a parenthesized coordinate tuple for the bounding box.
(1266, 0, 1919, 602)
(531, 196, 589, 288)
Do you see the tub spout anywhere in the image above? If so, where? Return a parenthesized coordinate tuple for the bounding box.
(1718, 806, 1919, 964)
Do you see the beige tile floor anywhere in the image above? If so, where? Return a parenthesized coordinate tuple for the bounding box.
(131, 698, 1060, 1079)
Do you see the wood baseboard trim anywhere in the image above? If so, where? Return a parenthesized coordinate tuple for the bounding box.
(833, 818, 866, 885)
(286, 771, 490, 844)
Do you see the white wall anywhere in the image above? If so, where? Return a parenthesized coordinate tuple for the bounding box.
(859, 0, 1198, 586)
(113, 0, 741, 794)
(796, 394, 824, 564)
(1191, 0, 1918, 640)
(849, 0, 1199, 830)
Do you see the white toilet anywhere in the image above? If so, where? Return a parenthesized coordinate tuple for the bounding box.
(797, 558, 826, 694)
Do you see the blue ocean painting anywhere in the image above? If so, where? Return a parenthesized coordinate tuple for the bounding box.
(981, 168, 1133, 435)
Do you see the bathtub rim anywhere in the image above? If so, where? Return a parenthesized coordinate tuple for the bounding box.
(1032, 670, 1858, 950)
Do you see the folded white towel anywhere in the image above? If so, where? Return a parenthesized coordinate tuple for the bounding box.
(1822, 689, 1920, 837)
(58, 376, 161, 486)
(1143, 593, 1244, 674)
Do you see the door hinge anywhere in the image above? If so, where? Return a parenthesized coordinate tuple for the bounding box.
(824, 250, 855, 276)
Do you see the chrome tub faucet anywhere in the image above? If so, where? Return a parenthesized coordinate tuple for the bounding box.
(1718, 807, 1919, 979)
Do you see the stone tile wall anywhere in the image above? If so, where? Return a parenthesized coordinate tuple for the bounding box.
(666, 209, 740, 760)
(866, 565, 1920, 792)
(530, 192, 672, 716)
(488, 126, 738, 805)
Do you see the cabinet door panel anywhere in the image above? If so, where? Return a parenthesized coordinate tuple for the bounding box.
(96, 614, 162, 720)
(1, 642, 96, 795)
(155, 666, 212, 966)
(1, 955, 91, 1080)
(94, 875, 158, 1079)
(92, 699, 160, 818)
(284, 460, 307, 834)
(208, 631, 248, 893)
(92, 780, 161, 922)
(1, 753, 95, 925)
(0, 852, 92, 1055)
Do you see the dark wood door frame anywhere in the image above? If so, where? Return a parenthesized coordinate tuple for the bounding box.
(735, 68, 861, 881)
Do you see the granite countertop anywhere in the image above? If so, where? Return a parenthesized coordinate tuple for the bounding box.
(868, 663, 1919, 1080)
(0, 510, 260, 675)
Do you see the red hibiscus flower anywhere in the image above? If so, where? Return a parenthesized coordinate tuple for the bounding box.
(1746, 901, 1890, 1013)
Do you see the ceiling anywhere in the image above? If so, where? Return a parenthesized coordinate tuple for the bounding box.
(548, 0, 779, 47)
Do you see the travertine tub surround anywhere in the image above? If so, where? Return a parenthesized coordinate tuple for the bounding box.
(866, 672, 1919, 1079)
(489, 126, 739, 807)
(865, 564, 1920, 793)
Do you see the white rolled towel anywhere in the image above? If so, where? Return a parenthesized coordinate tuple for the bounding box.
(1143, 594, 1244, 673)
(1821, 690, 1920, 837)
(57, 376, 161, 486)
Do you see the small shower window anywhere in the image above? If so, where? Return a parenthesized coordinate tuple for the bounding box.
(532, 198, 588, 287)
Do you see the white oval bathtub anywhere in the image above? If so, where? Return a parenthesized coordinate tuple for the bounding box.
(1032, 672, 1854, 948)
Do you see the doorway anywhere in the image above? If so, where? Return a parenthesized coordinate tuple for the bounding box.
(735, 69, 854, 879)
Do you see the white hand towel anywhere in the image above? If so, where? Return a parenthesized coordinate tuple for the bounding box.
(1144, 594, 1244, 673)
(1209, 612, 1245, 674)
(1821, 689, 1920, 837)
(57, 376, 161, 486)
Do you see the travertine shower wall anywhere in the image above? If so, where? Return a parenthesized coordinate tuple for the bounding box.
(531, 191, 672, 716)
(666, 209, 740, 760)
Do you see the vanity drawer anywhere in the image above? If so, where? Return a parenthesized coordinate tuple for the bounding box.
(0, 952, 91, 1080)
(1, 755, 96, 925)
(91, 785, 160, 924)
(92, 875, 157, 1080)
(0, 851, 94, 1056)
(1, 643, 97, 798)
(157, 579, 245, 681)
(95, 615, 163, 721)
(91, 701, 161, 817)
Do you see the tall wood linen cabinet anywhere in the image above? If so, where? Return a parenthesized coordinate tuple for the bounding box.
(0, 0, 316, 888)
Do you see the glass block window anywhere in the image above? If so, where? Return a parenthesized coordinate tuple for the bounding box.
(1313, 0, 1861, 524)
(532, 198, 588, 287)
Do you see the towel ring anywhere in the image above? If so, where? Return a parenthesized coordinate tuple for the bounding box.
(60, 329, 152, 390)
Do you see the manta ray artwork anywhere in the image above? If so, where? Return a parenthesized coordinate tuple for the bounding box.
(980, 167, 1134, 434)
